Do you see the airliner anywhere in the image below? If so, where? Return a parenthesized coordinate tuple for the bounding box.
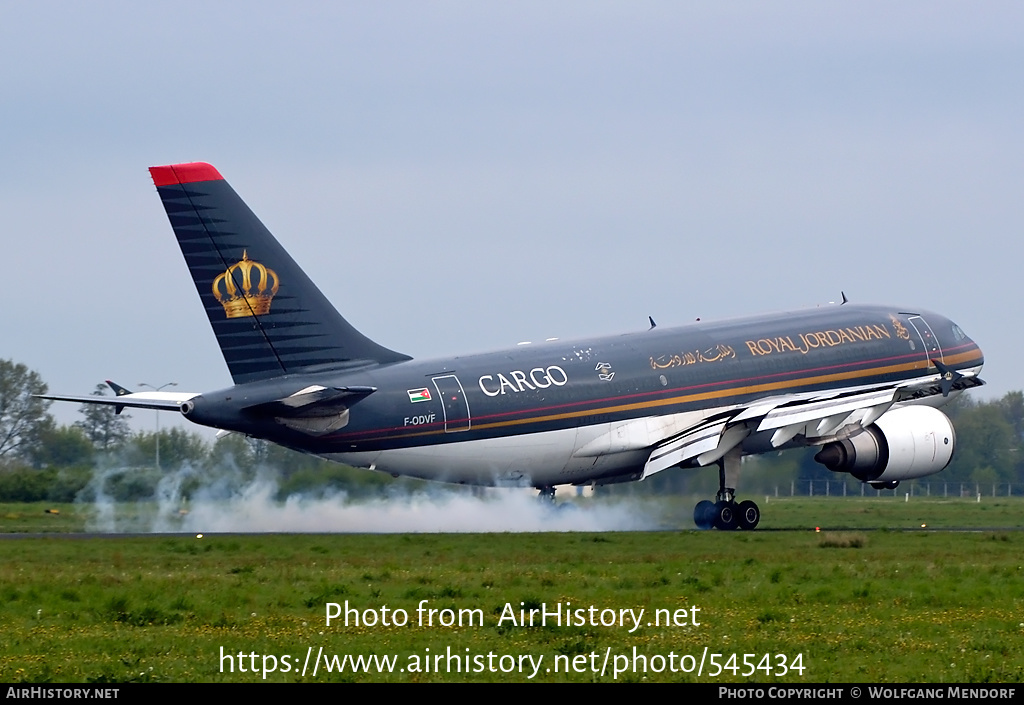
(42, 162, 986, 529)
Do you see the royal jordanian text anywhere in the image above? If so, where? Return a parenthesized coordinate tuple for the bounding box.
(744, 323, 892, 358)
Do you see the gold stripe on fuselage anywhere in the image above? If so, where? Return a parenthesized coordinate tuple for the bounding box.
(358, 347, 983, 443)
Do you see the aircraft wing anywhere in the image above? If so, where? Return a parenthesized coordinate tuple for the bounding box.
(633, 370, 983, 480)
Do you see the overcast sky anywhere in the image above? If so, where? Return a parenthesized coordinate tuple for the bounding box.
(2, 2, 1021, 431)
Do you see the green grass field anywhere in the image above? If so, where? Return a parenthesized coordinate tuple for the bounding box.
(1, 496, 1022, 683)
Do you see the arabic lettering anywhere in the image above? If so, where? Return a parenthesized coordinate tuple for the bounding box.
(649, 344, 737, 370)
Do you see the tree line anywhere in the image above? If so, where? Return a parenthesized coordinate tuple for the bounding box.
(0, 359, 399, 502)
(0, 357, 1021, 502)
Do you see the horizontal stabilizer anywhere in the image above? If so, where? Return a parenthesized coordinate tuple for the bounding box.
(36, 390, 197, 413)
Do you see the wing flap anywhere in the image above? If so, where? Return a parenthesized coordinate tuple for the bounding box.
(756, 388, 897, 434)
(639, 381, 930, 478)
(641, 419, 730, 479)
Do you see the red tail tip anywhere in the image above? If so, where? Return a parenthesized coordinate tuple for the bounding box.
(149, 162, 224, 187)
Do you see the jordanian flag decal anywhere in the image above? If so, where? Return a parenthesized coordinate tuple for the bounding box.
(407, 388, 432, 403)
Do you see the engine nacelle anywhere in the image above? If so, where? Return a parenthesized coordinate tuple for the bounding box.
(814, 406, 956, 483)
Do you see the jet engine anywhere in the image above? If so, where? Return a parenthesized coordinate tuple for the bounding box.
(813, 406, 955, 483)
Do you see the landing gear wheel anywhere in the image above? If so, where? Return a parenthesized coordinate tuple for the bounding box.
(713, 500, 738, 531)
(537, 486, 556, 503)
(693, 500, 716, 530)
(737, 500, 760, 530)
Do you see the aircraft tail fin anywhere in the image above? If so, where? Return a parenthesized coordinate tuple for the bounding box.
(149, 162, 410, 384)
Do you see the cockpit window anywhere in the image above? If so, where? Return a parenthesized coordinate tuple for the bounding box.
(951, 324, 966, 341)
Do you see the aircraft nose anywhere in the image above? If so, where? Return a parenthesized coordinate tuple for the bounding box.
(949, 321, 984, 373)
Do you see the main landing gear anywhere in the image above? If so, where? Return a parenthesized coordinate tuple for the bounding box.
(693, 455, 760, 531)
(537, 486, 556, 503)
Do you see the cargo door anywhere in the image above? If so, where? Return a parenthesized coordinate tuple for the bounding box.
(431, 375, 472, 432)
(907, 315, 943, 364)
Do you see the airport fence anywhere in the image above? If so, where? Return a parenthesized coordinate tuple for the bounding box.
(781, 479, 1024, 499)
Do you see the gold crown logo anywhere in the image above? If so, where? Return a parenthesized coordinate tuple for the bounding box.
(212, 251, 280, 318)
